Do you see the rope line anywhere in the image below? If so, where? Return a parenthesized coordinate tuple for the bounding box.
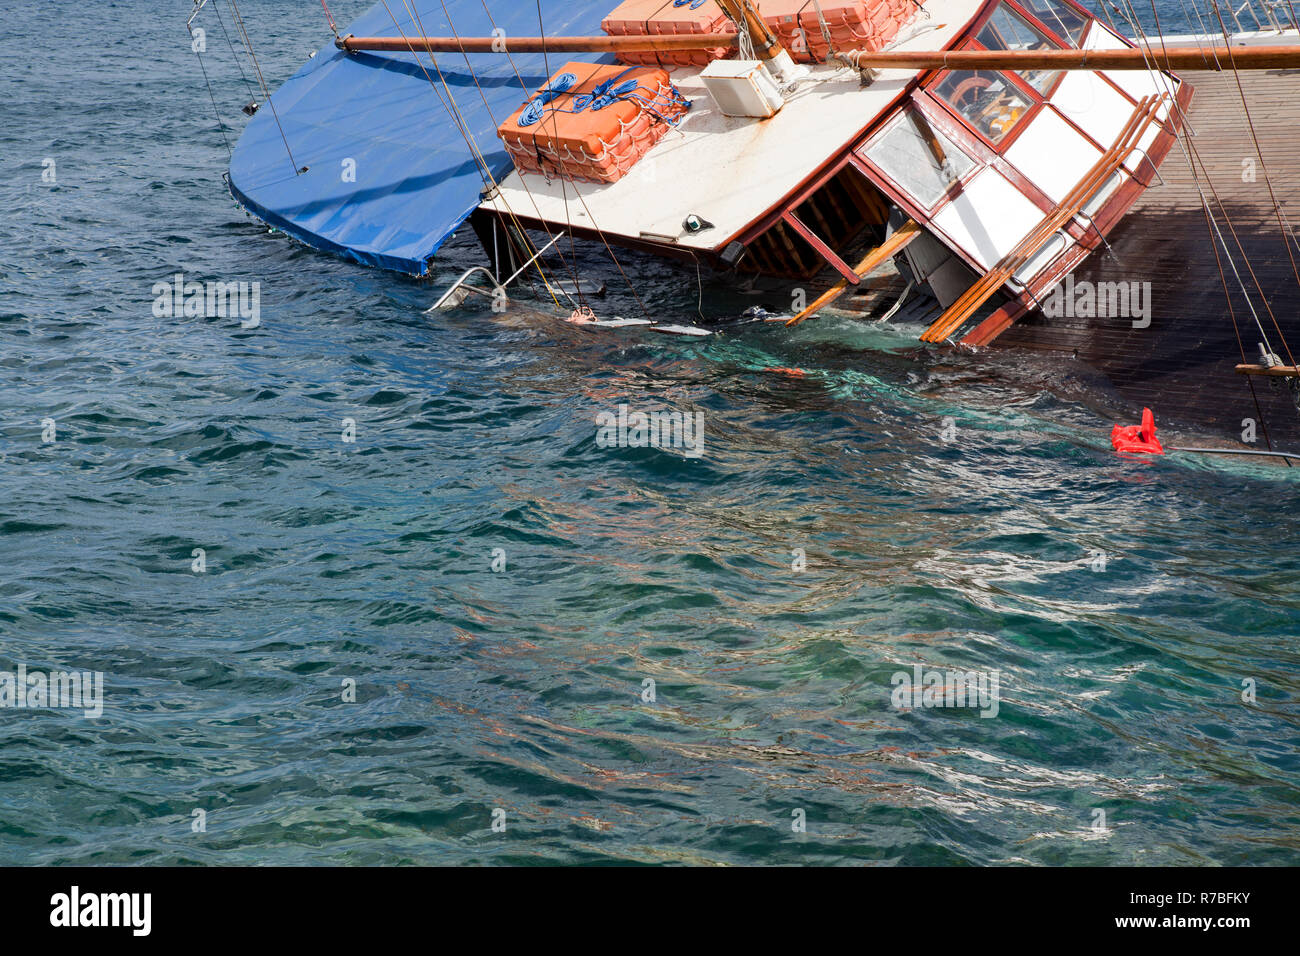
(477, 0, 657, 321)
(1108, 0, 1283, 361)
(1204, 0, 1300, 303)
(189, 21, 234, 159)
(378, 0, 563, 301)
(211, 0, 258, 105)
(415, 0, 581, 304)
(225, 0, 302, 174)
(533, 0, 590, 309)
(1108, 0, 1295, 452)
(320, 0, 340, 39)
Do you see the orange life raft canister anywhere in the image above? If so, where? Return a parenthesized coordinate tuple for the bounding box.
(760, 0, 920, 60)
(601, 0, 736, 68)
(497, 62, 688, 186)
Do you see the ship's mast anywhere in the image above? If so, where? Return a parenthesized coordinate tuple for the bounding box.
(711, 0, 805, 85)
(713, 0, 782, 62)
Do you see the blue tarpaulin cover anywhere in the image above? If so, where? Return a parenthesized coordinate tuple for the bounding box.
(227, 1, 613, 275)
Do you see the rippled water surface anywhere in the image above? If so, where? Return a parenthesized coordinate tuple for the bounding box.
(1, 0, 1297, 865)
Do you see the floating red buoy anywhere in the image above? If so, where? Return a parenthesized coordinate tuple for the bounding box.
(1111, 407, 1165, 455)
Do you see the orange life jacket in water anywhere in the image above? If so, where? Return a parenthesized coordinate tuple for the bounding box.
(1111, 407, 1165, 455)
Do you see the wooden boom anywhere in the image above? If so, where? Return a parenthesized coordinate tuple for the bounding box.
(336, 33, 737, 54)
(1235, 363, 1300, 377)
(336, 34, 1300, 71)
(839, 44, 1300, 70)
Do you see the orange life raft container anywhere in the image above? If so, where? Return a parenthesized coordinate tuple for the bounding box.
(602, 0, 737, 68)
(602, 0, 923, 67)
(497, 62, 689, 185)
(760, 0, 922, 60)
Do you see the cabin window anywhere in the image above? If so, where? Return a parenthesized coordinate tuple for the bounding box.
(934, 70, 1032, 146)
(1021, 0, 1090, 46)
(976, 4, 1061, 94)
(863, 110, 975, 209)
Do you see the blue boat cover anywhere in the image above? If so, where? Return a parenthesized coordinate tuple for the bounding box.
(227, 1, 613, 275)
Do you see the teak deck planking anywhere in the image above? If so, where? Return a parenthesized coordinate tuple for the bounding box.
(992, 67, 1300, 445)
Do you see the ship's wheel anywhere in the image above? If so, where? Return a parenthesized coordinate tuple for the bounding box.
(946, 73, 996, 113)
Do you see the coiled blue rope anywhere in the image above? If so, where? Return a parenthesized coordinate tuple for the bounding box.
(517, 67, 690, 129)
(517, 72, 578, 128)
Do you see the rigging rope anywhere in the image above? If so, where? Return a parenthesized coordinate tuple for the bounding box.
(1171, 0, 1222, 67)
(188, 20, 234, 159)
(475, 0, 657, 322)
(373, 0, 562, 303)
(319, 0, 340, 39)
(1103, 0, 1296, 453)
(1183, 0, 1298, 367)
(383, 0, 493, 187)
(1204, 0, 1300, 302)
(1203, 189, 1283, 454)
(1116, 0, 1272, 351)
(1111, 0, 1281, 363)
(532, 0, 591, 309)
(211, 0, 258, 105)
(411, 0, 581, 305)
(224, 0, 303, 174)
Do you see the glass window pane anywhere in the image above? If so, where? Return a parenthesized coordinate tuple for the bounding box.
(976, 4, 1060, 94)
(935, 70, 1032, 145)
(864, 111, 976, 209)
(1022, 0, 1090, 46)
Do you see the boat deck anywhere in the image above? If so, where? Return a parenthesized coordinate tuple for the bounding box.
(479, 0, 983, 253)
(992, 62, 1300, 446)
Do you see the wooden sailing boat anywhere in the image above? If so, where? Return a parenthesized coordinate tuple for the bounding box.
(460, 0, 1196, 351)
(215, 0, 1300, 446)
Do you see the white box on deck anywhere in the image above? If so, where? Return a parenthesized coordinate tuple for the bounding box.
(699, 60, 784, 119)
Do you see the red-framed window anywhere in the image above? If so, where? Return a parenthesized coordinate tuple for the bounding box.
(973, 2, 1068, 95)
(924, 0, 1072, 151)
(856, 106, 981, 212)
(850, 0, 1162, 217)
(1017, 0, 1093, 47)
(919, 0, 1114, 154)
(929, 69, 1041, 149)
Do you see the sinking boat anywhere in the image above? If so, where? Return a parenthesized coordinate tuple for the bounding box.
(207, 0, 1300, 447)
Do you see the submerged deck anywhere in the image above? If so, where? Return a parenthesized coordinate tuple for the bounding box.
(992, 63, 1300, 446)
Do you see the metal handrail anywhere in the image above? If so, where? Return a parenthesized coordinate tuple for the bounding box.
(426, 233, 566, 313)
(1230, 0, 1299, 33)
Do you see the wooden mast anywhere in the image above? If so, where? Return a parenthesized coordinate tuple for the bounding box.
(711, 0, 784, 63)
(336, 33, 740, 54)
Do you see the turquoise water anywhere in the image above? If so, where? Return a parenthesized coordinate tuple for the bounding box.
(1, 0, 1297, 865)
